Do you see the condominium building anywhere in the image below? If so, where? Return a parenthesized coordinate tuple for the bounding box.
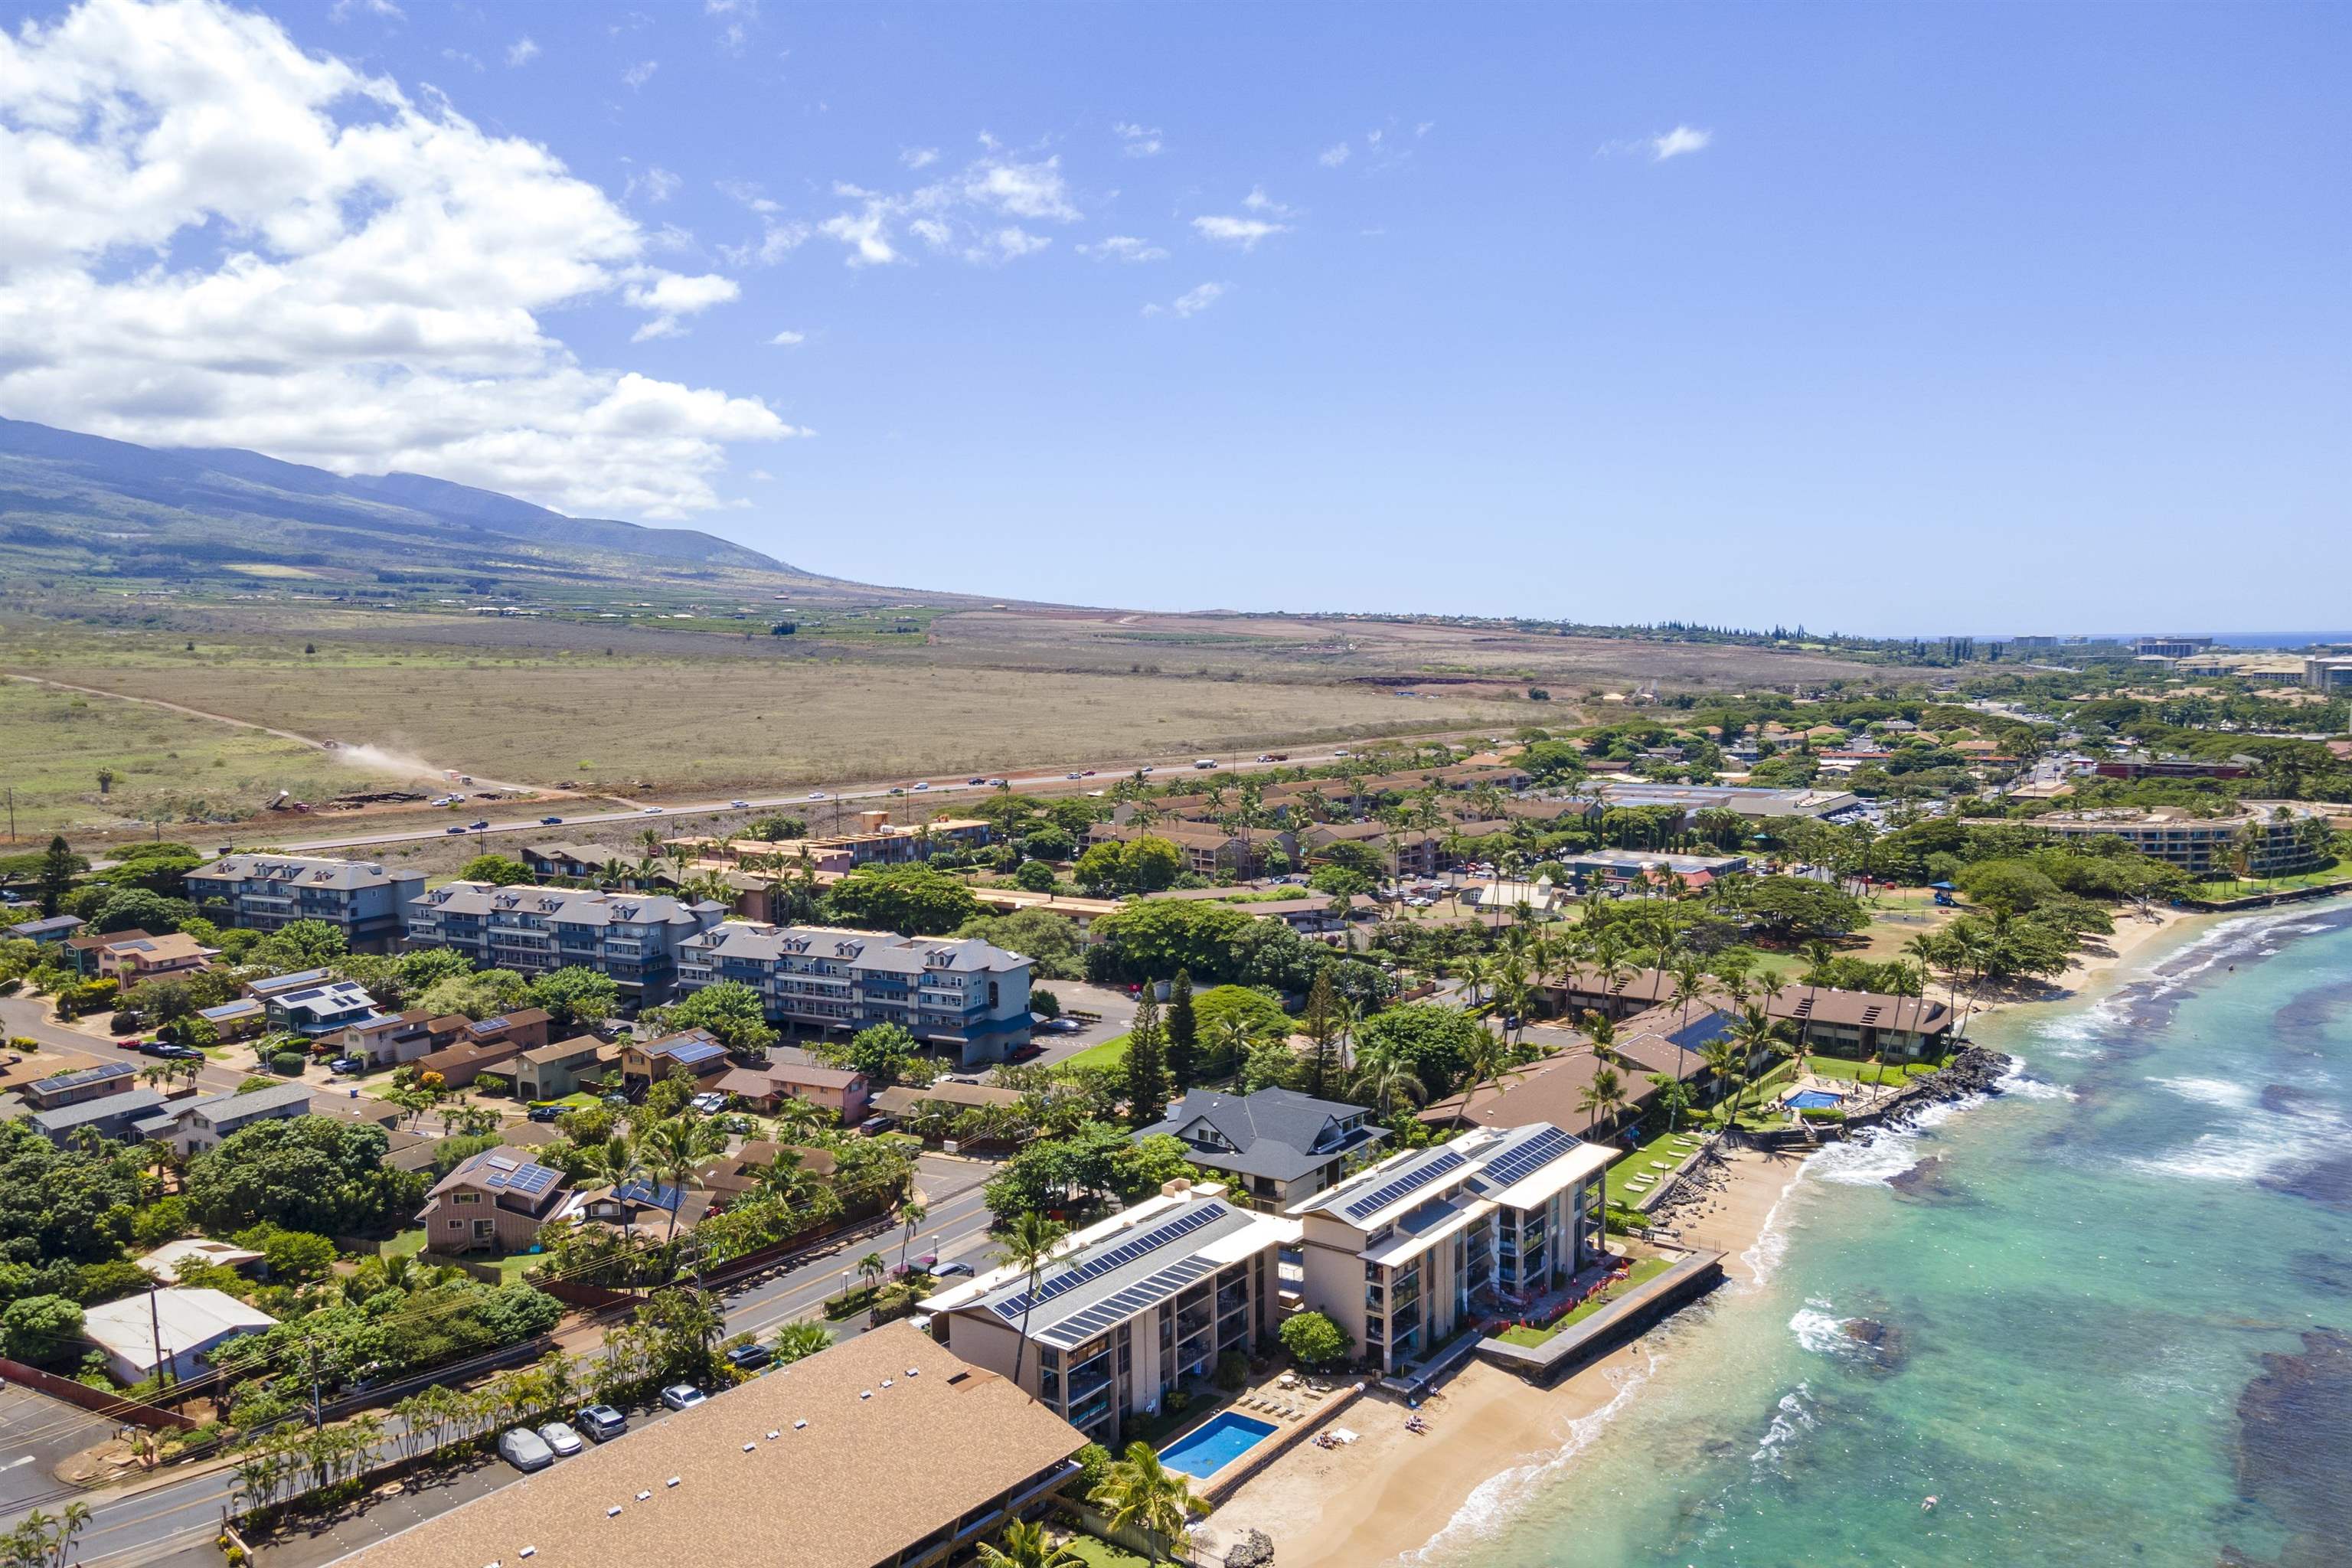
(1290, 1124, 1612, 1377)
(2134, 635, 2213, 659)
(2030, 802, 2331, 877)
(185, 855, 425, 952)
(921, 1181, 1295, 1446)
(2305, 656, 2352, 692)
(403, 883, 725, 1004)
(677, 923, 1033, 1069)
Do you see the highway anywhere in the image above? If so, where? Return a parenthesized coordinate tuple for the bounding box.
(251, 745, 1379, 855)
(0, 1158, 1007, 1566)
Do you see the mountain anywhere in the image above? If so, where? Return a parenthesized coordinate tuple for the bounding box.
(0, 417, 835, 597)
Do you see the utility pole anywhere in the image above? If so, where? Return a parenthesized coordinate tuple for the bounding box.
(148, 1278, 169, 1389)
(309, 1341, 323, 1429)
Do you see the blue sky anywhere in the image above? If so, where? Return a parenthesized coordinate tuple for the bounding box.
(2, 1, 2345, 635)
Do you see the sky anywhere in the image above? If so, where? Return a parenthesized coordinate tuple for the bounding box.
(1, 0, 2345, 635)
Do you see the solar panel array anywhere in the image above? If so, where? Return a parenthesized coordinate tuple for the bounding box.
(1037, 1256, 1217, 1350)
(663, 1038, 728, 1067)
(1478, 1125, 1579, 1191)
(990, 1201, 1229, 1322)
(42, 1063, 133, 1090)
(1668, 1012, 1731, 1051)
(612, 1178, 682, 1210)
(478, 1155, 560, 1197)
(1340, 1148, 1468, 1222)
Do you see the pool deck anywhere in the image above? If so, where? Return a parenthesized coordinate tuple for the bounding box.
(1162, 1376, 1366, 1504)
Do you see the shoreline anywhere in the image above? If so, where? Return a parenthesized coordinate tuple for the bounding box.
(1202, 904, 2219, 1568)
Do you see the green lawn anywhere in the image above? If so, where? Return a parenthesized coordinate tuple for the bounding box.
(1060, 1033, 1132, 1072)
(2191, 865, 2352, 901)
(383, 1228, 427, 1259)
(1605, 1125, 1708, 1206)
(1802, 1054, 1942, 1088)
(1494, 1255, 1675, 1347)
(1058, 1538, 1155, 1568)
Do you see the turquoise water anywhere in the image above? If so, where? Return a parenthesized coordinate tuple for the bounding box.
(1423, 907, 2352, 1568)
(1163, 1411, 1279, 1478)
(1786, 1090, 1845, 1111)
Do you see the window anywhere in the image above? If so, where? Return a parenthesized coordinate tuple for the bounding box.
(452, 1191, 482, 1206)
(472, 1219, 495, 1240)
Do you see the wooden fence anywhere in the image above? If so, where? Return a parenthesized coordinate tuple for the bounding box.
(0, 1357, 199, 1430)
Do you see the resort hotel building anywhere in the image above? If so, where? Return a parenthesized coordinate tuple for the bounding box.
(920, 1181, 1295, 1446)
(1290, 1123, 1612, 1378)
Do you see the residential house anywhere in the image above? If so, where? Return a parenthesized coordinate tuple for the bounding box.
(1422, 1008, 1730, 1135)
(1539, 964, 1955, 1059)
(713, 1057, 873, 1124)
(403, 883, 725, 1003)
(135, 1237, 264, 1285)
(676, 923, 1034, 1070)
(1132, 1086, 1387, 1205)
(871, 1079, 1026, 1124)
(3, 915, 83, 944)
(410, 1010, 554, 1089)
(618, 1028, 734, 1093)
(322, 1323, 1087, 1568)
(155, 1081, 314, 1155)
(184, 854, 423, 951)
(80, 1288, 276, 1384)
(511, 1036, 616, 1100)
(29, 1088, 168, 1146)
(332, 1008, 435, 1069)
(92, 933, 216, 983)
(60, 927, 150, 976)
(21, 1060, 138, 1111)
(559, 1175, 717, 1238)
(686, 1138, 836, 1214)
(195, 998, 266, 1040)
(1290, 1124, 1612, 1377)
(1083, 821, 1299, 879)
(415, 1148, 571, 1254)
(521, 842, 631, 880)
(922, 1181, 1295, 1447)
(249, 970, 381, 1036)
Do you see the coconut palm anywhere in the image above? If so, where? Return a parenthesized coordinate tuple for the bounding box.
(1699, 1037, 1746, 1124)
(1089, 1441, 1203, 1556)
(1351, 1045, 1429, 1118)
(639, 1119, 721, 1243)
(770, 1320, 834, 1365)
(975, 1519, 1083, 1568)
(897, 1196, 929, 1269)
(1576, 1064, 1626, 1140)
(996, 1211, 1070, 1386)
(855, 1252, 887, 1293)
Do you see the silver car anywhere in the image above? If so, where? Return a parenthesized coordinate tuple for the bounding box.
(498, 1426, 554, 1472)
(537, 1421, 584, 1458)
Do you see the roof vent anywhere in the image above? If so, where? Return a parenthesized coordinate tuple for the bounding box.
(906, 1368, 919, 1377)
(519, 1551, 535, 1560)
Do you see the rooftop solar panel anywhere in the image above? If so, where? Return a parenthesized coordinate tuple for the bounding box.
(1340, 1148, 1468, 1223)
(1478, 1126, 1579, 1191)
(1037, 1256, 1218, 1348)
(612, 1178, 681, 1210)
(663, 1039, 728, 1066)
(990, 1202, 1229, 1322)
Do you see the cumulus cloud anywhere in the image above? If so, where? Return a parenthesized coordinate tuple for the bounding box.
(768, 329, 805, 346)
(1192, 213, 1285, 250)
(706, 0, 754, 54)
(808, 150, 1080, 267)
(1142, 281, 1223, 318)
(505, 34, 538, 67)
(629, 165, 681, 204)
(1318, 141, 1351, 168)
(1077, 235, 1168, 263)
(900, 146, 938, 170)
(0, 0, 796, 520)
(1114, 121, 1162, 157)
(1649, 125, 1711, 160)
(622, 58, 658, 89)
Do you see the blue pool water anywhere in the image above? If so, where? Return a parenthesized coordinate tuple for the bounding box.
(1159, 1411, 1277, 1478)
(1788, 1089, 1845, 1109)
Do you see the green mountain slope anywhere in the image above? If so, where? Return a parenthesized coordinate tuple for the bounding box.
(0, 417, 840, 598)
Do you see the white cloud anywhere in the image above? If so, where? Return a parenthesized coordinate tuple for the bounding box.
(809, 150, 1080, 267)
(767, 330, 804, 346)
(629, 165, 681, 204)
(328, 0, 400, 20)
(1114, 121, 1162, 158)
(1192, 214, 1285, 250)
(0, 0, 797, 520)
(1241, 185, 1291, 216)
(1318, 141, 1351, 168)
(1650, 125, 1712, 161)
(1077, 235, 1168, 263)
(706, 0, 754, 54)
(1142, 281, 1223, 318)
(717, 178, 780, 215)
(900, 146, 938, 170)
(622, 58, 658, 90)
(505, 34, 539, 67)
(1416, 120, 1434, 137)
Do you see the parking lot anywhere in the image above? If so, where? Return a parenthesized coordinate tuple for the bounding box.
(0, 1382, 124, 1514)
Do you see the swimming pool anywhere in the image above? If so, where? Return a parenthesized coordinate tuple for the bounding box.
(1158, 1411, 1278, 1478)
(1788, 1089, 1846, 1110)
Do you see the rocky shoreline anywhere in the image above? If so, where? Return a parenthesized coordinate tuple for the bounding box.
(1877, 1044, 2017, 1126)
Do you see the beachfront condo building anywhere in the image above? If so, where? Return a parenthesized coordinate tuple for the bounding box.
(1290, 1124, 1613, 1378)
(185, 854, 425, 952)
(402, 883, 725, 1004)
(2028, 802, 2333, 878)
(920, 1182, 1295, 1446)
(675, 922, 1033, 1070)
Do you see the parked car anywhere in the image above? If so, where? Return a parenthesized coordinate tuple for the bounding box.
(328, 1055, 365, 1073)
(115, 1037, 143, 1050)
(527, 1101, 565, 1122)
(1041, 1017, 1081, 1033)
(576, 1403, 628, 1443)
(498, 1426, 555, 1472)
(689, 1090, 727, 1115)
(724, 1343, 774, 1374)
(857, 1114, 897, 1137)
(659, 1383, 707, 1411)
(933, 1261, 975, 1279)
(1008, 1043, 1044, 1063)
(541, 815, 564, 825)
(537, 1421, 584, 1458)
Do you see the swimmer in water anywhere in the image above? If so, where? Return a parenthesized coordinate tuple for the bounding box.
(1922, 1495, 1939, 1512)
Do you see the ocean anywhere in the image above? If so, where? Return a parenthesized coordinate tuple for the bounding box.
(1420, 906, 2352, 1568)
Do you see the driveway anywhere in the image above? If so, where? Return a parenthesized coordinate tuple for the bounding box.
(0, 1383, 122, 1515)
(1029, 980, 1136, 1067)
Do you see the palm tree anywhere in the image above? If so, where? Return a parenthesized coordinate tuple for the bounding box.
(1576, 1065, 1625, 1139)
(855, 1252, 887, 1294)
(770, 1320, 834, 1365)
(1351, 1047, 1429, 1118)
(1793, 938, 1836, 1060)
(637, 1116, 720, 1244)
(1727, 1004, 1779, 1117)
(897, 1196, 929, 1270)
(975, 1519, 1083, 1568)
(996, 1211, 1070, 1387)
(1090, 1441, 1203, 1557)
(1667, 958, 1707, 1080)
(1699, 1037, 1746, 1125)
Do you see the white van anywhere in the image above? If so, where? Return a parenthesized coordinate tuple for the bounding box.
(1193, 758, 1218, 769)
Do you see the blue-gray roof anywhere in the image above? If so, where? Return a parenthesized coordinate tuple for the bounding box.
(32, 1089, 167, 1135)
(1134, 1087, 1386, 1183)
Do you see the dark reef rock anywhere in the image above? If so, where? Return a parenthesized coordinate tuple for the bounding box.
(1881, 1046, 2014, 1127)
(2233, 1328, 2352, 1568)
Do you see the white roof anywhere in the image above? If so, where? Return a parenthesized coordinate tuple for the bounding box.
(136, 1238, 265, 1283)
(81, 1288, 276, 1370)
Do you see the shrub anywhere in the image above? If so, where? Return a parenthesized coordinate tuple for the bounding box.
(269, 1051, 306, 1076)
(1798, 1106, 1847, 1124)
(1165, 1389, 1192, 1414)
(1071, 1442, 1115, 1497)
(1030, 987, 1063, 1020)
(1214, 1351, 1250, 1392)
(1278, 1310, 1352, 1368)
(108, 1010, 142, 1034)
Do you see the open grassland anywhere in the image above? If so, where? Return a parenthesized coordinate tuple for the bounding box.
(1, 629, 1527, 802)
(0, 675, 427, 838)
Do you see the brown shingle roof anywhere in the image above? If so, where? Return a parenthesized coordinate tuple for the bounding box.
(332, 1323, 1083, 1568)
